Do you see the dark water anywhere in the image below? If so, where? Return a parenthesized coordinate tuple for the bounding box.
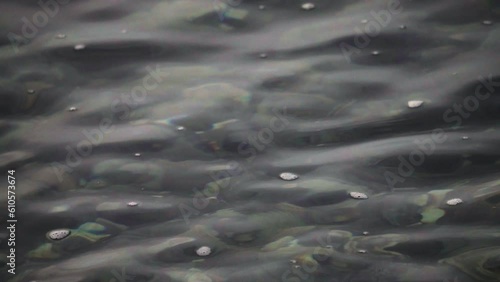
(1, 0, 500, 281)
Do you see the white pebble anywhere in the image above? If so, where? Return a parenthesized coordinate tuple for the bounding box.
(349, 192, 368, 199)
(482, 20, 493, 25)
(176, 126, 185, 131)
(461, 136, 469, 140)
(258, 5, 265, 10)
(55, 33, 66, 39)
(127, 201, 139, 207)
(446, 198, 463, 206)
(408, 100, 423, 108)
(279, 172, 299, 181)
(47, 229, 71, 240)
(68, 107, 77, 112)
(361, 19, 368, 24)
(301, 3, 315, 11)
(74, 44, 85, 51)
(134, 153, 141, 157)
(357, 249, 367, 254)
(196, 246, 212, 256)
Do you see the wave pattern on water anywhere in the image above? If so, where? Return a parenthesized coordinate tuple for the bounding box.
(0, 0, 500, 281)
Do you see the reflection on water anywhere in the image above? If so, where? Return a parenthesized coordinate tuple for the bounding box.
(0, 0, 499, 281)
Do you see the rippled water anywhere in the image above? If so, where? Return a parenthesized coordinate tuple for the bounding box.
(1, 0, 500, 281)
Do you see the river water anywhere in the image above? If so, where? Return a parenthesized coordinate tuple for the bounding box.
(1, 0, 500, 281)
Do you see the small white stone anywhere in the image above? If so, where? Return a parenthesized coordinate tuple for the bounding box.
(301, 3, 315, 11)
(362, 231, 369, 235)
(196, 246, 212, 256)
(357, 249, 367, 254)
(68, 107, 77, 112)
(259, 53, 268, 59)
(408, 100, 423, 108)
(176, 126, 185, 131)
(74, 44, 86, 51)
(293, 265, 301, 269)
(47, 229, 71, 240)
(462, 136, 469, 140)
(121, 29, 128, 34)
(56, 33, 66, 39)
(371, 50, 380, 56)
(258, 5, 265, 10)
(361, 19, 368, 24)
(446, 198, 463, 206)
(27, 89, 35, 94)
(349, 192, 368, 199)
(134, 153, 141, 157)
(482, 20, 493, 26)
(127, 201, 139, 207)
(399, 25, 407, 30)
(279, 172, 299, 181)
(289, 259, 297, 264)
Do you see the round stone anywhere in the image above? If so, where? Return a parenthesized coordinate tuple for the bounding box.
(47, 229, 71, 240)
(349, 192, 368, 199)
(371, 50, 380, 56)
(279, 172, 299, 181)
(196, 246, 212, 256)
(408, 100, 423, 108)
(74, 44, 86, 51)
(127, 201, 139, 207)
(134, 153, 141, 157)
(68, 107, 77, 112)
(446, 198, 463, 206)
(301, 3, 315, 11)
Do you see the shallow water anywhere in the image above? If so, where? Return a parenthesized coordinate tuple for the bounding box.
(1, 0, 500, 281)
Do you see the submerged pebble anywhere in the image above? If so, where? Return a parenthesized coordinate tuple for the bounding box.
(361, 19, 368, 24)
(47, 229, 71, 240)
(134, 153, 141, 157)
(462, 136, 469, 140)
(362, 231, 370, 235)
(357, 249, 367, 254)
(482, 20, 493, 25)
(371, 50, 380, 56)
(196, 246, 211, 257)
(55, 33, 66, 39)
(349, 192, 368, 199)
(258, 5, 265, 10)
(27, 89, 35, 94)
(177, 126, 185, 131)
(127, 201, 139, 207)
(446, 198, 463, 206)
(259, 53, 268, 59)
(279, 172, 299, 181)
(289, 259, 297, 264)
(408, 100, 423, 108)
(74, 44, 85, 51)
(399, 25, 407, 30)
(68, 107, 77, 112)
(301, 3, 315, 11)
